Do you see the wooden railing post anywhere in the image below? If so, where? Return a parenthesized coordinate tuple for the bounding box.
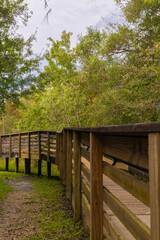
(62, 130, 67, 185)
(73, 131, 81, 222)
(9, 135, 12, 158)
(149, 133, 160, 240)
(19, 134, 21, 158)
(90, 132, 103, 240)
(28, 132, 30, 159)
(47, 132, 51, 178)
(56, 133, 60, 167)
(66, 130, 72, 200)
(59, 132, 63, 180)
(38, 131, 42, 176)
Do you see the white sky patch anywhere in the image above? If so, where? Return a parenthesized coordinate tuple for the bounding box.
(21, 0, 117, 68)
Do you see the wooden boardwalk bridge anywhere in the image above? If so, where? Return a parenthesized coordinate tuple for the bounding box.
(0, 122, 160, 240)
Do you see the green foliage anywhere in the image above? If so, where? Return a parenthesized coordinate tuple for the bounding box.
(0, 0, 39, 113)
(3, 0, 160, 131)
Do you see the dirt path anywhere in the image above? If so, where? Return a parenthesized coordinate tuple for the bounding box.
(0, 177, 41, 240)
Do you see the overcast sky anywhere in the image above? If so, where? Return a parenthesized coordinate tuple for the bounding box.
(22, 0, 117, 56)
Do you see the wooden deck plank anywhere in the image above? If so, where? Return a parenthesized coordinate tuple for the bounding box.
(82, 157, 151, 239)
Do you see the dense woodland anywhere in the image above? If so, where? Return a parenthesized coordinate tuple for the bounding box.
(0, 0, 160, 134)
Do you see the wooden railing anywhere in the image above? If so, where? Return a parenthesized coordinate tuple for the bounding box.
(0, 130, 57, 176)
(1, 122, 160, 240)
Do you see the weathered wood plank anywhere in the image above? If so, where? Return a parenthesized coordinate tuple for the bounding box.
(81, 163, 90, 183)
(103, 187, 150, 240)
(82, 178, 90, 202)
(149, 133, 160, 240)
(66, 131, 72, 199)
(81, 147, 90, 162)
(56, 133, 60, 166)
(73, 131, 81, 222)
(103, 136, 148, 170)
(47, 132, 50, 162)
(82, 192, 90, 230)
(81, 132, 90, 146)
(103, 161, 149, 206)
(9, 136, 12, 157)
(90, 133, 103, 240)
(62, 130, 67, 185)
(38, 131, 41, 160)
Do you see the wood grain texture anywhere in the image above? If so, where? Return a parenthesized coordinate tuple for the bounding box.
(28, 133, 30, 159)
(90, 133, 103, 240)
(103, 187, 150, 240)
(38, 131, 41, 160)
(149, 133, 160, 240)
(66, 131, 72, 199)
(62, 130, 67, 185)
(103, 136, 148, 170)
(56, 133, 60, 168)
(103, 161, 149, 206)
(81, 163, 90, 183)
(81, 132, 90, 146)
(73, 131, 81, 222)
(81, 147, 90, 162)
(64, 121, 160, 135)
(47, 132, 50, 162)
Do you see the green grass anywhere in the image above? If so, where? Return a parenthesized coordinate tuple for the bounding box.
(31, 176, 89, 240)
(0, 158, 89, 239)
(0, 178, 12, 199)
(0, 157, 60, 176)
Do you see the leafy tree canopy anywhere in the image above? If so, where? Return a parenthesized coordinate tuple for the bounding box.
(0, 0, 39, 113)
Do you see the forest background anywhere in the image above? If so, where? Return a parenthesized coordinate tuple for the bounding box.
(0, 0, 160, 134)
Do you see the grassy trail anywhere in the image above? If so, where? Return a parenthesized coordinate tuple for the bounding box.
(0, 159, 88, 239)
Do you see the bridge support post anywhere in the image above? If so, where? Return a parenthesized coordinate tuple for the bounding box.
(62, 130, 67, 185)
(15, 157, 19, 173)
(149, 133, 160, 240)
(73, 131, 81, 222)
(90, 133, 103, 240)
(59, 133, 63, 181)
(24, 158, 31, 174)
(66, 130, 72, 200)
(5, 157, 9, 171)
(38, 159, 42, 176)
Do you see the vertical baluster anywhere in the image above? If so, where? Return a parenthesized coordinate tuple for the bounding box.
(90, 132, 103, 240)
(149, 133, 160, 240)
(73, 131, 81, 222)
(66, 130, 72, 200)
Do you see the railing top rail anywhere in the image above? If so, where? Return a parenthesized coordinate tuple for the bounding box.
(1, 122, 160, 137)
(64, 121, 160, 135)
(0, 130, 57, 137)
